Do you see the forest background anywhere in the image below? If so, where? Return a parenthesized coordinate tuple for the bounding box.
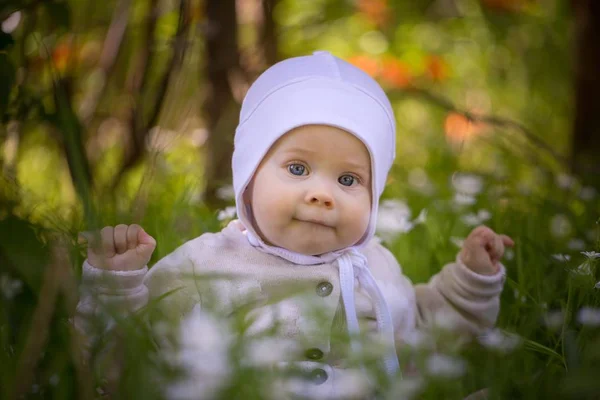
(1, 0, 599, 399)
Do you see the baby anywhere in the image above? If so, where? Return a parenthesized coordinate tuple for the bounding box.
(78, 51, 513, 398)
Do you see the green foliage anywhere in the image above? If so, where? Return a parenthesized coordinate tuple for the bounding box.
(1, 0, 599, 398)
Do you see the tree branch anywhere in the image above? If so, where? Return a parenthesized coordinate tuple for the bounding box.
(109, 0, 190, 191)
(80, 0, 132, 126)
(403, 87, 572, 168)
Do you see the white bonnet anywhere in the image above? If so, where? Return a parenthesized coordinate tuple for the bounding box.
(232, 50, 396, 248)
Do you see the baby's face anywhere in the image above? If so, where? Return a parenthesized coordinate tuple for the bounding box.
(247, 124, 372, 255)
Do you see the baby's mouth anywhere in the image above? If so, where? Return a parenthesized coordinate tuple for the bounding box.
(293, 217, 333, 228)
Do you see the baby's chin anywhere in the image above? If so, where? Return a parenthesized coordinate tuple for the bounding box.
(279, 238, 348, 256)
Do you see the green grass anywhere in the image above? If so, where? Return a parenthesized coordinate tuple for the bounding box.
(1, 140, 599, 399)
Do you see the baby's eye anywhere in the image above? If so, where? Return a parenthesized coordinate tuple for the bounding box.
(288, 163, 307, 176)
(338, 174, 357, 187)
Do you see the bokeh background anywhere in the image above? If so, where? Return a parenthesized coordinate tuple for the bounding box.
(1, 0, 599, 399)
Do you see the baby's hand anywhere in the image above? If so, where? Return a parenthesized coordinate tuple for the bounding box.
(79, 224, 156, 271)
(459, 226, 514, 276)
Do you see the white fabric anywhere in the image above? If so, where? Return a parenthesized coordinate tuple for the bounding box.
(246, 230, 399, 376)
(232, 51, 400, 376)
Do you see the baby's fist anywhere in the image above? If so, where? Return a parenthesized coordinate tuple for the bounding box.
(79, 224, 156, 271)
(459, 226, 514, 276)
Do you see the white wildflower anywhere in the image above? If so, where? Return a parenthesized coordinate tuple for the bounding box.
(450, 236, 465, 248)
(452, 173, 483, 195)
(327, 370, 372, 399)
(244, 338, 299, 367)
(594, 281, 600, 290)
(579, 186, 597, 201)
(414, 208, 427, 225)
(408, 168, 435, 195)
(567, 239, 586, 251)
(402, 330, 434, 349)
(477, 209, 491, 222)
(389, 376, 424, 400)
(543, 311, 564, 330)
(461, 213, 481, 226)
(572, 262, 592, 276)
(581, 251, 600, 260)
(513, 288, 527, 302)
(551, 254, 571, 262)
(376, 199, 413, 238)
(453, 193, 476, 206)
(478, 329, 521, 353)
(1, 275, 23, 300)
(576, 307, 600, 327)
(521, 296, 527, 303)
(550, 214, 572, 238)
(216, 185, 235, 201)
(49, 375, 59, 386)
(166, 307, 233, 400)
(425, 353, 466, 379)
(1, 11, 21, 33)
(217, 206, 236, 222)
(556, 173, 576, 190)
(432, 311, 461, 330)
(504, 248, 514, 261)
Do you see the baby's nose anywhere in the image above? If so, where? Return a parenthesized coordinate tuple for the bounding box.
(306, 190, 334, 208)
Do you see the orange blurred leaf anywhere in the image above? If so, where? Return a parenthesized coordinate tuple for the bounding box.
(347, 55, 381, 77)
(425, 55, 449, 82)
(380, 57, 412, 89)
(444, 112, 486, 143)
(357, 0, 390, 27)
(52, 42, 73, 73)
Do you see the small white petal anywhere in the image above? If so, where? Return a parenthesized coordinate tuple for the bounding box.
(543, 311, 564, 330)
(460, 213, 481, 226)
(477, 209, 492, 221)
(478, 329, 521, 353)
(594, 281, 600, 290)
(389, 376, 424, 400)
(414, 209, 427, 224)
(166, 308, 233, 400)
(450, 236, 465, 248)
(426, 353, 466, 379)
(556, 173, 576, 190)
(217, 206, 236, 221)
(579, 186, 597, 201)
(567, 239, 586, 251)
(576, 307, 600, 326)
(452, 173, 483, 195)
(377, 199, 414, 238)
(551, 254, 571, 262)
(1, 12, 21, 33)
(1, 275, 23, 300)
(572, 262, 592, 276)
(550, 214, 572, 238)
(504, 248, 514, 261)
(581, 251, 600, 260)
(453, 193, 476, 206)
(216, 185, 235, 200)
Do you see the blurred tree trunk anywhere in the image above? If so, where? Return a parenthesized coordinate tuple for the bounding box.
(571, 0, 600, 187)
(261, 0, 279, 65)
(202, 0, 241, 209)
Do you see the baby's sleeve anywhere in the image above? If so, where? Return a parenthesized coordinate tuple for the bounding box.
(375, 243, 505, 336)
(74, 241, 198, 354)
(412, 254, 505, 335)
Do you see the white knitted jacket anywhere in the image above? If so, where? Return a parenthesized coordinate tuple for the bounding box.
(77, 220, 505, 399)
